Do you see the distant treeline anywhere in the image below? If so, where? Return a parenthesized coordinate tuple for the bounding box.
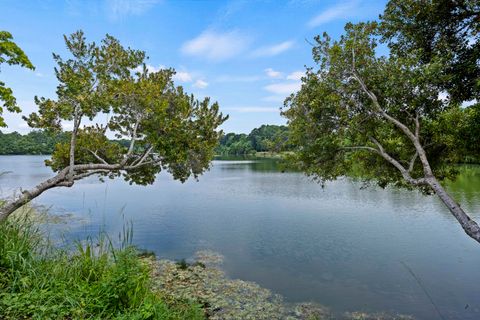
(0, 130, 129, 155)
(216, 125, 294, 155)
(0, 130, 69, 155)
(1, 126, 294, 156)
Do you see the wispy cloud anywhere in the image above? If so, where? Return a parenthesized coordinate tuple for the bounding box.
(181, 30, 251, 62)
(264, 82, 301, 95)
(224, 106, 279, 113)
(252, 40, 294, 57)
(173, 70, 193, 83)
(193, 79, 209, 89)
(262, 95, 287, 103)
(105, 0, 160, 20)
(264, 68, 283, 79)
(308, 1, 358, 27)
(133, 65, 196, 84)
(286, 71, 304, 81)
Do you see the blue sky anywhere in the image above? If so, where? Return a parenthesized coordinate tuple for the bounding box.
(0, 0, 386, 134)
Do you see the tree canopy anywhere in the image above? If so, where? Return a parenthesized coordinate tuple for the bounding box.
(216, 125, 292, 155)
(0, 31, 34, 127)
(380, 0, 479, 103)
(283, 2, 480, 243)
(0, 30, 227, 221)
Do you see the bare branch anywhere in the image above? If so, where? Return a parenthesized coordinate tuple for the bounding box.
(126, 118, 141, 158)
(369, 137, 428, 186)
(414, 112, 420, 139)
(342, 146, 378, 152)
(351, 70, 434, 177)
(68, 106, 83, 181)
(72, 169, 109, 181)
(87, 149, 109, 165)
(132, 146, 153, 166)
(304, 37, 316, 47)
(408, 151, 418, 173)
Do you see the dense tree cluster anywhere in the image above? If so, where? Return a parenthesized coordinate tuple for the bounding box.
(216, 125, 292, 155)
(0, 130, 68, 155)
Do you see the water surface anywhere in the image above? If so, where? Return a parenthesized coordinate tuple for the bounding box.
(1, 155, 480, 319)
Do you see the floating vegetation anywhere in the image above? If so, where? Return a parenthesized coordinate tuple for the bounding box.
(9, 203, 77, 225)
(344, 312, 414, 320)
(148, 250, 414, 320)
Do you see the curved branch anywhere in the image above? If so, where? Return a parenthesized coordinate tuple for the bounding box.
(351, 70, 434, 177)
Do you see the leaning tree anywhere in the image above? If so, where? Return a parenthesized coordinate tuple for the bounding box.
(0, 31, 227, 221)
(282, 15, 480, 243)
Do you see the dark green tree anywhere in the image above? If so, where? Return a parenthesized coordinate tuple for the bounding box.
(283, 17, 480, 243)
(0, 31, 227, 221)
(248, 125, 290, 152)
(0, 130, 68, 154)
(0, 31, 34, 127)
(380, 0, 479, 103)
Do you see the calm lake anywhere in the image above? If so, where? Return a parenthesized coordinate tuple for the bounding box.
(1, 155, 480, 319)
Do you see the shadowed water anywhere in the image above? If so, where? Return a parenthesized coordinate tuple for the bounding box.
(1, 155, 480, 319)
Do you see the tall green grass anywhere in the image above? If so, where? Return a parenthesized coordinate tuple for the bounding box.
(0, 216, 204, 319)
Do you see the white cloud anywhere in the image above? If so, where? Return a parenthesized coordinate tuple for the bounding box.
(264, 82, 301, 95)
(181, 30, 250, 62)
(286, 71, 304, 81)
(35, 72, 45, 78)
(308, 1, 357, 27)
(225, 106, 279, 113)
(264, 68, 283, 79)
(262, 95, 287, 103)
(193, 79, 209, 89)
(252, 40, 294, 57)
(173, 70, 193, 82)
(106, 0, 160, 20)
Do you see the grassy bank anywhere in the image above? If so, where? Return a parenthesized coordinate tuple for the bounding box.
(0, 216, 203, 319)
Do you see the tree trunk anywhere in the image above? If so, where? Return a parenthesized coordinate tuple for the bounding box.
(0, 162, 144, 223)
(0, 169, 70, 222)
(428, 177, 480, 244)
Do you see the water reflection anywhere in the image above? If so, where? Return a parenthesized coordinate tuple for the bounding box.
(1, 156, 480, 320)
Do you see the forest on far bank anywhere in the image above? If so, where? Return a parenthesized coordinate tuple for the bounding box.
(2, 117, 480, 161)
(0, 124, 294, 156)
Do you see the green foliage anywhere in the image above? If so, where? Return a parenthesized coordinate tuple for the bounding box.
(248, 124, 292, 152)
(23, 30, 226, 186)
(380, 0, 479, 103)
(216, 124, 292, 155)
(282, 12, 479, 190)
(216, 133, 255, 155)
(0, 130, 68, 154)
(46, 127, 125, 172)
(0, 31, 34, 127)
(0, 219, 203, 319)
